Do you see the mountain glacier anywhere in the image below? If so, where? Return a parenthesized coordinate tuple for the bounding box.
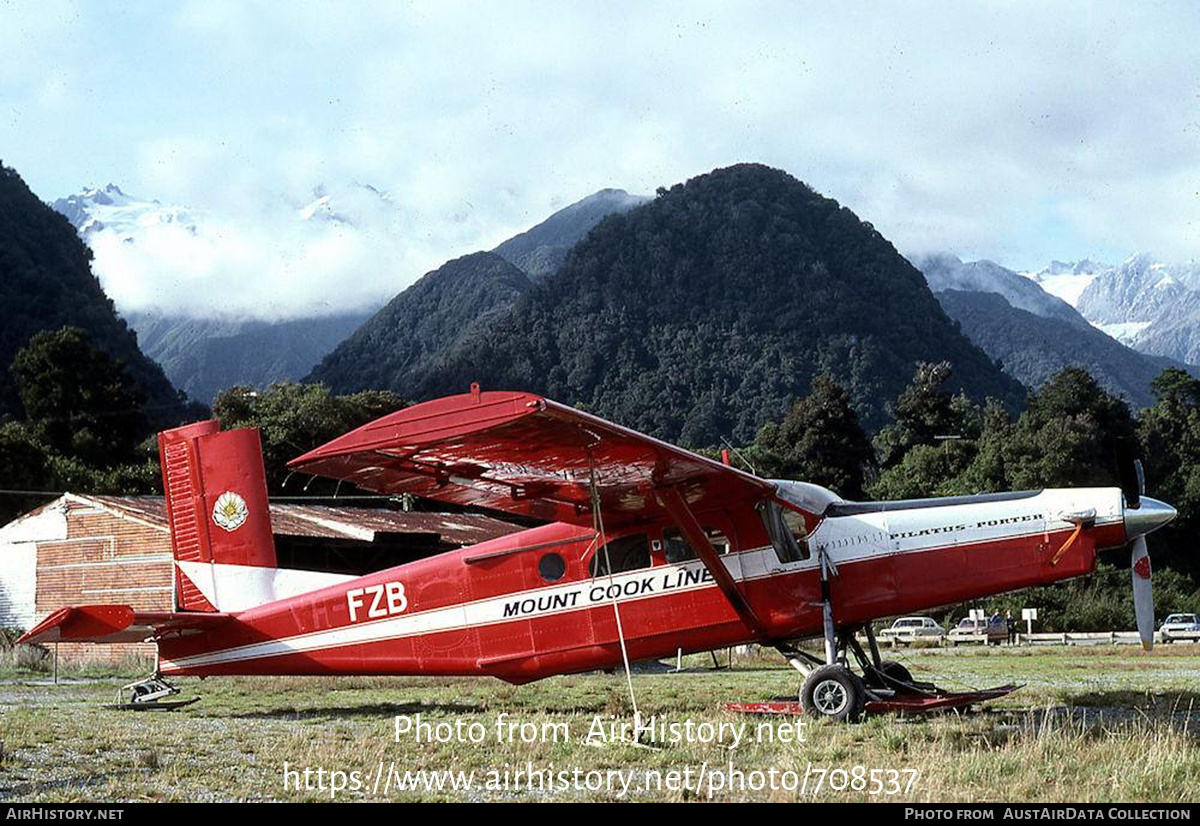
(914, 253, 1089, 328)
(52, 184, 198, 240)
(1019, 255, 1200, 362)
(913, 253, 1196, 406)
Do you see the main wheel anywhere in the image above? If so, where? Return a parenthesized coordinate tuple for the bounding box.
(800, 665, 865, 722)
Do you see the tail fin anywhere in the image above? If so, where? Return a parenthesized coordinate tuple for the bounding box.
(158, 420, 277, 612)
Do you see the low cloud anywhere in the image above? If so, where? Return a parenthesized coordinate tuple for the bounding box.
(3, 1, 1196, 318)
(82, 181, 489, 320)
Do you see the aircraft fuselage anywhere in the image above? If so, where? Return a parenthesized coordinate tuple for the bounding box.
(155, 485, 1136, 682)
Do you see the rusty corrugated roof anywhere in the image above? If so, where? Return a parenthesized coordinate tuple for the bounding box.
(81, 495, 520, 545)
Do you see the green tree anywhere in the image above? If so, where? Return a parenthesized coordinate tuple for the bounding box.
(752, 376, 875, 498)
(1148, 367, 1200, 408)
(869, 441, 978, 500)
(953, 398, 1015, 495)
(1002, 367, 1135, 490)
(212, 383, 407, 492)
(0, 421, 57, 523)
(10, 326, 148, 467)
(874, 361, 981, 468)
(1138, 367, 1200, 577)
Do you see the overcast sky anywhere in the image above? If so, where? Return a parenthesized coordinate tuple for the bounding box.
(2, 1, 1197, 318)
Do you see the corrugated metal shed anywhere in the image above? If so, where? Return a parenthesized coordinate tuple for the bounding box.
(0, 493, 521, 663)
(0, 495, 172, 663)
(0, 543, 37, 630)
(0, 501, 69, 630)
(83, 495, 518, 545)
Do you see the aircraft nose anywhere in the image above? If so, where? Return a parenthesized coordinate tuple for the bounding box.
(1124, 496, 1177, 540)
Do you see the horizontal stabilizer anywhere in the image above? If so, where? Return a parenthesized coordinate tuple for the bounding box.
(17, 605, 232, 645)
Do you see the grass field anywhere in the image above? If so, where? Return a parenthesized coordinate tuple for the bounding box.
(1, 645, 1199, 802)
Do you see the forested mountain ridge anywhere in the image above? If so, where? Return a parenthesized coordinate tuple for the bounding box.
(0, 163, 184, 422)
(381, 164, 1025, 444)
(934, 290, 1191, 408)
(307, 188, 650, 394)
(492, 188, 649, 279)
(128, 310, 371, 404)
(307, 251, 532, 394)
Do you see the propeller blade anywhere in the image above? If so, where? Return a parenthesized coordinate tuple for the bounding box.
(1116, 439, 1141, 508)
(1131, 535, 1154, 651)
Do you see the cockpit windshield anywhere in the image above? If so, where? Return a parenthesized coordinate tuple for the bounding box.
(756, 499, 810, 563)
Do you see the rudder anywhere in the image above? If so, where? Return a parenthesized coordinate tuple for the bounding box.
(158, 420, 277, 612)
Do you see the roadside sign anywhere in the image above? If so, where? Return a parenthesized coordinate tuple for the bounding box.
(1022, 607, 1038, 638)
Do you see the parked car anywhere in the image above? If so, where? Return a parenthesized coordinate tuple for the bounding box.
(1159, 613, 1200, 643)
(877, 616, 945, 644)
(948, 615, 1007, 645)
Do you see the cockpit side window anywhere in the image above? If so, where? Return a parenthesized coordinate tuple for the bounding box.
(662, 527, 730, 563)
(589, 533, 652, 577)
(756, 499, 810, 563)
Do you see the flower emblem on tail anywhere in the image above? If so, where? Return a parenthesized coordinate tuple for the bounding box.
(212, 491, 249, 532)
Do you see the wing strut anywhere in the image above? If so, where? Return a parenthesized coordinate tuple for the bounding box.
(656, 486, 771, 642)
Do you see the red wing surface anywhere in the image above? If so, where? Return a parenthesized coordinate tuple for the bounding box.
(289, 390, 773, 526)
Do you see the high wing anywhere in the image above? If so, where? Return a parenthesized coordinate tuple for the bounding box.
(288, 389, 775, 527)
(18, 605, 232, 645)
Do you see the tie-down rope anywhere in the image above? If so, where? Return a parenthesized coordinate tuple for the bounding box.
(587, 448, 640, 721)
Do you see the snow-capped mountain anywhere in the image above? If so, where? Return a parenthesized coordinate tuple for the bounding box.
(54, 181, 392, 239)
(1018, 255, 1200, 362)
(911, 252, 1192, 406)
(913, 253, 1089, 328)
(52, 184, 197, 240)
(1075, 254, 1190, 326)
(48, 181, 401, 403)
(295, 182, 394, 225)
(49, 181, 403, 319)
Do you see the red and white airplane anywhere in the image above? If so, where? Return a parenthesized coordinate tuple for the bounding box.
(20, 386, 1177, 721)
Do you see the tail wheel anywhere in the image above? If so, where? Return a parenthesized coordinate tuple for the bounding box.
(800, 664, 865, 723)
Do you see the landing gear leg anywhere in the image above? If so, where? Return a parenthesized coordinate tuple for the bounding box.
(775, 547, 845, 679)
(818, 548, 839, 666)
(797, 551, 869, 722)
(864, 623, 883, 670)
